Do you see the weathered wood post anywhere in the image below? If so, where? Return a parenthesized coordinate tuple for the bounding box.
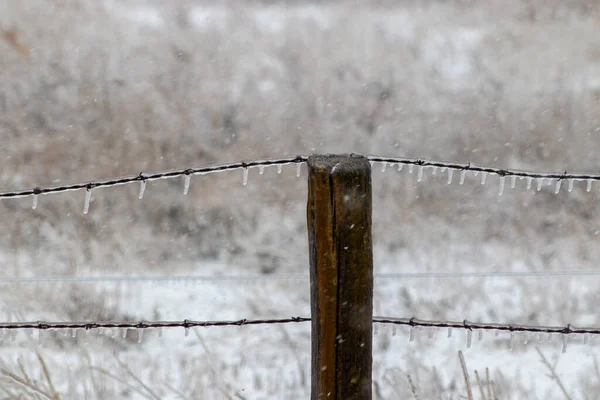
(307, 154, 373, 400)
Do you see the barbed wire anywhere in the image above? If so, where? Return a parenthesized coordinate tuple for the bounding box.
(0, 316, 598, 337)
(0, 317, 310, 331)
(0, 156, 307, 201)
(368, 155, 600, 195)
(3, 269, 600, 284)
(3, 154, 600, 209)
(368, 155, 600, 182)
(373, 317, 599, 336)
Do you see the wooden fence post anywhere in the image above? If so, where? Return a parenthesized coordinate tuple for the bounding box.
(307, 154, 373, 400)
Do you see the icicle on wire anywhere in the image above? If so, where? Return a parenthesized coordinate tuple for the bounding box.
(417, 166, 424, 182)
(183, 174, 191, 195)
(447, 169, 453, 185)
(138, 180, 146, 199)
(32, 194, 38, 209)
(460, 170, 466, 185)
(243, 168, 249, 186)
(296, 163, 302, 178)
(498, 176, 505, 196)
(83, 188, 92, 214)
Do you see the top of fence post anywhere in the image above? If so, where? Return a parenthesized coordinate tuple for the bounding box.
(307, 154, 373, 400)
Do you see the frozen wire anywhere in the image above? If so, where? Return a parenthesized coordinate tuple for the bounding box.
(0, 156, 307, 201)
(374, 318, 594, 337)
(367, 156, 600, 186)
(0, 317, 311, 331)
(1, 317, 596, 338)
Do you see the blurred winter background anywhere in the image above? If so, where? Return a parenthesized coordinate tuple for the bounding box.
(1, 0, 600, 398)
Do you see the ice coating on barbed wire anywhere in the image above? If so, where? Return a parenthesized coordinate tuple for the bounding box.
(138, 180, 146, 199)
(460, 170, 466, 185)
(32, 194, 38, 209)
(498, 176, 505, 196)
(83, 189, 91, 214)
(183, 175, 191, 195)
(243, 168, 249, 185)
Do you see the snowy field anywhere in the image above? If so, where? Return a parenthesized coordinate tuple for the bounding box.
(1, 0, 600, 398)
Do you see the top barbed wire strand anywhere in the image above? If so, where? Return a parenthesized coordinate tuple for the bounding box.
(0, 156, 308, 200)
(367, 155, 600, 181)
(2, 154, 600, 203)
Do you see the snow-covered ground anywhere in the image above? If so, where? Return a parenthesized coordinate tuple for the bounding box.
(1, 0, 600, 398)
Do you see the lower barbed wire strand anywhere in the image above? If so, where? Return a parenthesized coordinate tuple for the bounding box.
(0, 317, 596, 336)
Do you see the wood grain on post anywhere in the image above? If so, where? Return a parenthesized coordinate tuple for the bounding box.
(307, 154, 373, 400)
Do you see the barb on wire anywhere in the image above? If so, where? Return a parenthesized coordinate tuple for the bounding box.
(0, 317, 310, 331)
(0, 156, 307, 200)
(368, 155, 600, 183)
(373, 317, 599, 336)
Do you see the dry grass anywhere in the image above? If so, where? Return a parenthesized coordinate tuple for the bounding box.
(0, 0, 600, 398)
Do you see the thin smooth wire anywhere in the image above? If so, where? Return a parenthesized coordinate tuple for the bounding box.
(0, 156, 307, 200)
(373, 317, 596, 335)
(368, 155, 600, 181)
(2, 270, 600, 284)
